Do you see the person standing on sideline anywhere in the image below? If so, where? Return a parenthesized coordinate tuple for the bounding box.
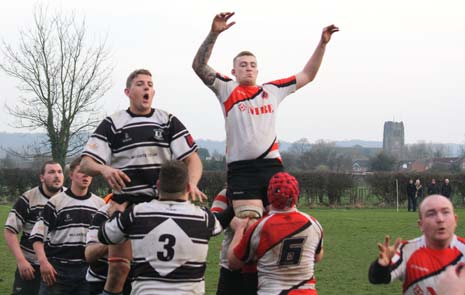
(406, 179, 416, 212)
(368, 195, 465, 294)
(441, 178, 453, 199)
(192, 11, 338, 222)
(97, 161, 227, 295)
(428, 178, 439, 195)
(80, 69, 205, 295)
(4, 161, 64, 295)
(30, 157, 105, 295)
(228, 172, 324, 295)
(414, 179, 423, 209)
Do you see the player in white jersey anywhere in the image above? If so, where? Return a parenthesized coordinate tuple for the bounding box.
(30, 157, 105, 295)
(228, 172, 324, 295)
(4, 161, 64, 295)
(98, 161, 227, 295)
(193, 12, 339, 220)
(369, 195, 465, 295)
(80, 69, 206, 294)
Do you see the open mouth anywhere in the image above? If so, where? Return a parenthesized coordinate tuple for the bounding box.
(143, 93, 149, 100)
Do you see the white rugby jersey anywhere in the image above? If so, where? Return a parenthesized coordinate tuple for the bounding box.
(4, 186, 61, 265)
(82, 108, 198, 199)
(99, 199, 223, 295)
(389, 235, 465, 295)
(208, 74, 296, 163)
(29, 189, 105, 264)
(85, 203, 110, 282)
(234, 208, 323, 295)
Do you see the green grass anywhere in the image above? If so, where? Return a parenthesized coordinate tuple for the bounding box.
(2, 205, 465, 295)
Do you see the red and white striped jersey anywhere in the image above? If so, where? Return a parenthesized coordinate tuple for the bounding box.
(234, 208, 323, 295)
(390, 235, 465, 295)
(208, 74, 296, 163)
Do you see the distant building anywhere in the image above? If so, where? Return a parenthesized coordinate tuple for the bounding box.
(352, 159, 370, 174)
(383, 121, 405, 160)
(408, 157, 464, 172)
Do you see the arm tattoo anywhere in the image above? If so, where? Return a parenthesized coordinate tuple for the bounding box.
(193, 32, 219, 86)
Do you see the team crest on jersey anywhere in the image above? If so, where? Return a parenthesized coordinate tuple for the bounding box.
(262, 91, 269, 99)
(238, 103, 247, 112)
(122, 133, 133, 143)
(153, 128, 164, 140)
(64, 213, 73, 223)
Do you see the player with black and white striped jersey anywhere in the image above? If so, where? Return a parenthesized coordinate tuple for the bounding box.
(4, 161, 64, 295)
(80, 69, 206, 295)
(30, 158, 104, 295)
(98, 161, 232, 295)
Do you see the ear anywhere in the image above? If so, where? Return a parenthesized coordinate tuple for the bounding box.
(231, 69, 236, 76)
(124, 88, 130, 97)
(417, 219, 423, 232)
(39, 174, 45, 183)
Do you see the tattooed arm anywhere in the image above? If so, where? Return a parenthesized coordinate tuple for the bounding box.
(192, 12, 236, 86)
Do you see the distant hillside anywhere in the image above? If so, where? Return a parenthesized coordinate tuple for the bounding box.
(1, 132, 462, 158)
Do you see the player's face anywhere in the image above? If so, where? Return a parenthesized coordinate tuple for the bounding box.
(40, 163, 64, 194)
(232, 55, 258, 86)
(70, 165, 93, 192)
(125, 74, 155, 115)
(418, 195, 457, 249)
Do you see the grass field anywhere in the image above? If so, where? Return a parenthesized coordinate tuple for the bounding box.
(2, 205, 465, 294)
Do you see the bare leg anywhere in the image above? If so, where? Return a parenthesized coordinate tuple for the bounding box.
(104, 240, 132, 293)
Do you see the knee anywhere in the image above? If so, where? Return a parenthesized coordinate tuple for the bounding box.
(234, 205, 263, 219)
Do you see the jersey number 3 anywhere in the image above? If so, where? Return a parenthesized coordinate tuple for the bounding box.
(279, 237, 305, 266)
(157, 234, 176, 261)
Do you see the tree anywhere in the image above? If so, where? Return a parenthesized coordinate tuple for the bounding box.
(369, 152, 396, 172)
(0, 6, 112, 167)
(197, 147, 210, 160)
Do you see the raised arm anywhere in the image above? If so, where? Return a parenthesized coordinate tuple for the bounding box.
(192, 12, 236, 86)
(295, 24, 339, 90)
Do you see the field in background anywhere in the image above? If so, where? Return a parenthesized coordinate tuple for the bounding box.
(2, 206, 465, 295)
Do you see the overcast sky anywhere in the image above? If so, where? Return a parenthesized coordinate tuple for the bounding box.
(0, 0, 464, 144)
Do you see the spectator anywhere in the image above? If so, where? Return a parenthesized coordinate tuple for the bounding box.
(415, 179, 423, 207)
(441, 178, 453, 199)
(406, 179, 416, 212)
(427, 178, 439, 195)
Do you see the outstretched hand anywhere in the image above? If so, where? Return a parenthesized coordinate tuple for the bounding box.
(211, 12, 236, 34)
(321, 24, 339, 44)
(188, 184, 208, 203)
(377, 235, 402, 266)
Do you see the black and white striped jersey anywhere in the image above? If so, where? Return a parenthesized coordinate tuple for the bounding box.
(85, 203, 110, 282)
(4, 186, 61, 265)
(30, 189, 105, 264)
(99, 199, 222, 295)
(82, 108, 198, 202)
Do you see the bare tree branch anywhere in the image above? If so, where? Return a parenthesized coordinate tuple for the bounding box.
(0, 5, 112, 166)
